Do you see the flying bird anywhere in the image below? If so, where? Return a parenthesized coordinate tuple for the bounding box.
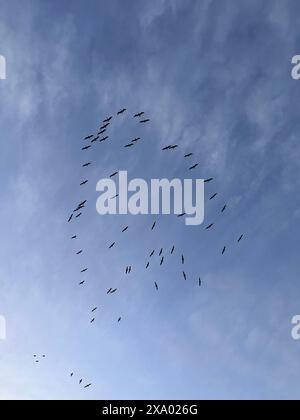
(82, 162, 91, 167)
(117, 108, 126, 115)
(84, 384, 92, 388)
(140, 119, 150, 123)
(150, 250, 155, 258)
(209, 193, 218, 200)
(124, 143, 134, 148)
(122, 226, 129, 233)
(160, 257, 164, 266)
(70, 373, 74, 377)
(100, 136, 109, 142)
(205, 224, 214, 230)
(100, 123, 110, 130)
(134, 112, 145, 118)
(221, 204, 227, 213)
(238, 235, 244, 243)
(183, 271, 187, 281)
(76, 213, 82, 218)
(76, 250, 83, 255)
(71, 235, 77, 239)
(91, 136, 99, 143)
(103, 116, 113, 123)
(80, 180, 88, 186)
(91, 307, 97, 313)
(177, 212, 186, 218)
(79, 281, 85, 285)
(154, 282, 158, 291)
(110, 172, 118, 178)
(204, 178, 214, 183)
(222, 246, 226, 255)
(151, 221, 156, 230)
(109, 242, 116, 249)
(90, 318, 95, 323)
(146, 262, 150, 269)
(182, 255, 185, 264)
(107, 288, 113, 294)
(79, 379, 83, 384)
(118, 317, 122, 322)
(171, 246, 175, 254)
(84, 135, 93, 140)
(82, 145, 91, 151)
(184, 153, 193, 158)
(159, 248, 163, 256)
(81, 268, 88, 273)
(132, 137, 141, 143)
(199, 277, 202, 287)
(68, 214, 73, 223)
(98, 129, 106, 135)
(189, 163, 199, 170)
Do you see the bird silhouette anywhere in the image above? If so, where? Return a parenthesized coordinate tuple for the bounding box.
(204, 178, 214, 183)
(205, 224, 214, 230)
(189, 163, 199, 170)
(134, 112, 144, 118)
(222, 246, 226, 255)
(221, 204, 227, 213)
(109, 242, 116, 249)
(209, 193, 218, 200)
(84, 135, 93, 140)
(82, 145, 91, 151)
(82, 162, 91, 167)
(122, 226, 129, 233)
(100, 136, 109, 142)
(184, 153, 193, 158)
(80, 180, 88, 186)
(238, 235, 244, 243)
(110, 172, 118, 178)
(117, 108, 126, 115)
(140, 119, 150, 123)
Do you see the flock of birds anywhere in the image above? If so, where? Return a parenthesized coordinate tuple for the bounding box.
(33, 107, 245, 392)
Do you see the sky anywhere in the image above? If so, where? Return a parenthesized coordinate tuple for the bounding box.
(0, 0, 300, 400)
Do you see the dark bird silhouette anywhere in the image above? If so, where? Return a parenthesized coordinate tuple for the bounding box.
(122, 226, 129, 233)
(90, 318, 95, 323)
(128, 266, 132, 274)
(162, 146, 172, 151)
(78, 200, 87, 207)
(221, 204, 227, 213)
(81, 268, 88, 273)
(146, 262, 150, 269)
(132, 137, 141, 142)
(209, 193, 218, 200)
(98, 129, 106, 135)
(118, 317, 122, 322)
(100, 136, 109, 142)
(84, 135, 93, 140)
(134, 112, 145, 118)
(68, 214, 73, 223)
(79, 379, 83, 384)
(71, 235, 77, 239)
(184, 153, 193, 158)
(160, 257, 164, 266)
(76, 213, 82, 218)
(125, 266, 129, 274)
(100, 123, 110, 130)
(110, 194, 119, 199)
(150, 250, 155, 258)
(110, 172, 118, 178)
(111, 289, 117, 294)
(107, 288, 112, 294)
(222, 246, 226, 255)
(171, 246, 175, 254)
(238, 235, 244, 243)
(109, 242, 116, 249)
(204, 178, 214, 183)
(159, 248, 163, 256)
(154, 282, 158, 291)
(70, 373, 74, 377)
(124, 143, 134, 148)
(76, 250, 83, 255)
(103, 116, 113, 123)
(91, 307, 97, 313)
(84, 384, 92, 388)
(151, 221, 156, 230)
(79, 281, 85, 285)
(199, 277, 202, 287)
(177, 212, 186, 218)
(80, 180, 88, 186)
(82, 145, 91, 151)
(140, 119, 150, 123)
(82, 162, 91, 167)
(182, 255, 185, 264)
(205, 223, 214, 230)
(183, 271, 187, 281)
(189, 163, 199, 170)
(117, 108, 126, 115)
(91, 136, 99, 143)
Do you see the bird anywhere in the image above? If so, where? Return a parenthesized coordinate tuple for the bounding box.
(100, 123, 110, 130)
(132, 137, 141, 143)
(221, 204, 227, 213)
(90, 318, 95, 323)
(238, 235, 244, 243)
(79, 379, 83, 384)
(103, 116, 113, 123)
(128, 266, 132, 274)
(117, 108, 126, 115)
(76, 250, 83, 255)
(84, 384, 92, 388)
(107, 288, 112, 294)
(79, 281, 85, 285)
(82, 145, 91, 151)
(189, 163, 199, 170)
(140, 119, 150, 123)
(71, 235, 77, 239)
(76, 213, 82, 218)
(159, 248, 163, 256)
(160, 257, 164, 266)
(109, 242, 116, 249)
(146, 262, 150, 269)
(124, 143, 134, 148)
(84, 135, 93, 140)
(183, 271, 187, 280)
(150, 250, 155, 258)
(151, 221, 156, 230)
(134, 112, 145, 118)
(177, 212, 186, 218)
(205, 224, 214, 230)
(162, 146, 172, 151)
(70, 373, 74, 377)
(80, 180, 88, 186)
(122, 226, 129, 233)
(118, 317, 122, 322)
(222, 246, 226, 255)
(111, 289, 117, 294)
(154, 282, 158, 291)
(204, 178, 214, 183)
(98, 129, 106, 135)
(182, 255, 185, 264)
(184, 153, 193, 158)
(209, 193, 218, 200)
(110, 172, 118, 178)
(82, 162, 91, 167)
(91, 136, 99, 143)
(68, 214, 73, 223)
(110, 194, 119, 199)
(199, 277, 202, 287)
(100, 136, 109, 142)
(171, 246, 175, 254)
(91, 307, 97, 313)
(81, 268, 88, 273)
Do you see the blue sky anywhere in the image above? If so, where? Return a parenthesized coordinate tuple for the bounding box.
(0, 0, 300, 400)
